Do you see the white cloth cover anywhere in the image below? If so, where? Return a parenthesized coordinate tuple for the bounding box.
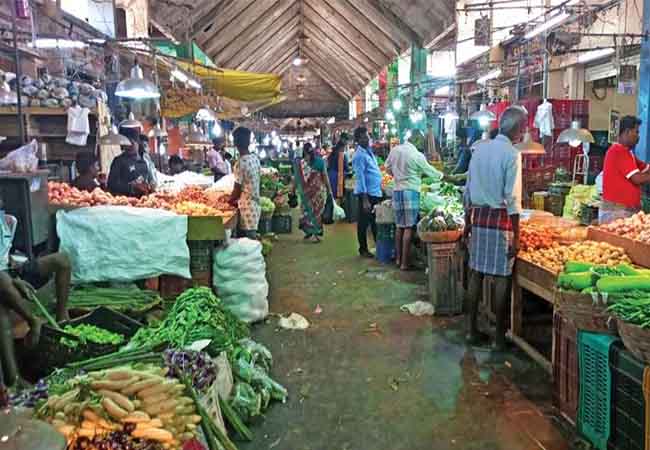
(57, 206, 191, 283)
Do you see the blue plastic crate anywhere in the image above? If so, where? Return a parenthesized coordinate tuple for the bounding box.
(578, 331, 618, 450)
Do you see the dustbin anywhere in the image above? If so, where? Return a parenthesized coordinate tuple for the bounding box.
(426, 242, 463, 315)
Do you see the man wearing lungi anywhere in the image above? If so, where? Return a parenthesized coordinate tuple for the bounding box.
(463, 107, 526, 350)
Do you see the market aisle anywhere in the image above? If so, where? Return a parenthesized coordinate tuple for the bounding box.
(244, 223, 571, 450)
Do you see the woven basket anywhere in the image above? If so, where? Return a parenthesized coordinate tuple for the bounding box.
(617, 319, 650, 364)
(418, 230, 462, 243)
(554, 291, 614, 333)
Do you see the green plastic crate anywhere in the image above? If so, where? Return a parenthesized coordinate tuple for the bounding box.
(578, 331, 618, 450)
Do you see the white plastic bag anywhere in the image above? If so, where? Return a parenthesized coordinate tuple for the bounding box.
(333, 202, 346, 221)
(213, 238, 269, 323)
(400, 301, 434, 316)
(57, 206, 191, 283)
(0, 140, 38, 173)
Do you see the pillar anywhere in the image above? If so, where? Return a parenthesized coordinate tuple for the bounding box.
(637, 0, 650, 161)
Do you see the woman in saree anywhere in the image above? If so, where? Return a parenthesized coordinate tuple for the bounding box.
(294, 142, 333, 242)
(327, 140, 349, 202)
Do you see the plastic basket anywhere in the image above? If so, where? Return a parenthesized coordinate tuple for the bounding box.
(258, 217, 273, 235)
(377, 223, 396, 241)
(608, 342, 646, 450)
(272, 215, 292, 234)
(17, 307, 142, 379)
(578, 331, 618, 450)
(426, 242, 463, 315)
(553, 311, 580, 425)
(375, 239, 395, 264)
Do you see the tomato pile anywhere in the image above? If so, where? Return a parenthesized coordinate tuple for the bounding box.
(520, 227, 555, 252)
(49, 182, 235, 217)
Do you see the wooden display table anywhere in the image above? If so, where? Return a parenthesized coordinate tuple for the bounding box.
(508, 258, 558, 374)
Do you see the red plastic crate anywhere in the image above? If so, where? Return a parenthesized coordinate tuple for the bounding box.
(554, 311, 580, 425)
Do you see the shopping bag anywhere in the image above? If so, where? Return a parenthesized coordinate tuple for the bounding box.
(322, 196, 334, 224)
(333, 202, 346, 221)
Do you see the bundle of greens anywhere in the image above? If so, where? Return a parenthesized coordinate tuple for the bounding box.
(60, 324, 125, 349)
(260, 197, 276, 216)
(607, 297, 650, 328)
(418, 207, 464, 233)
(126, 288, 249, 356)
(68, 285, 162, 314)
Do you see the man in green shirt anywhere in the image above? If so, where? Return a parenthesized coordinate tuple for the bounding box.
(385, 140, 442, 270)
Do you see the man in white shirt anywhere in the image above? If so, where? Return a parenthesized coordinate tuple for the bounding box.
(385, 137, 442, 270)
(0, 198, 72, 387)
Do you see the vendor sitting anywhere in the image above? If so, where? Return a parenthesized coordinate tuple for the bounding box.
(0, 197, 71, 392)
(600, 116, 650, 224)
(72, 153, 103, 192)
(107, 128, 154, 197)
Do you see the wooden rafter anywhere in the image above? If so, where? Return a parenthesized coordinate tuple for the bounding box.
(341, 0, 416, 50)
(212, 0, 297, 66)
(304, 0, 393, 65)
(238, 16, 301, 71)
(256, 43, 299, 74)
(302, 39, 367, 89)
(372, 0, 426, 47)
(195, 0, 257, 55)
(302, 48, 356, 98)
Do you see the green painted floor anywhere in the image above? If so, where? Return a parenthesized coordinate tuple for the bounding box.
(242, 222, 572, 450)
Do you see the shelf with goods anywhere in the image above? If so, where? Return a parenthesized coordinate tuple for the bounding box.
(0, 106, 103, 163)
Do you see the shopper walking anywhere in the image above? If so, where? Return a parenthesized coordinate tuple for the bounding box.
(327, 139, 350, 201)
(464, 107, 525, 350)
(229, 127, 261, 239)
(385, 136, 442, 270)
(294, 143, 333, 242)
(352, 127, 382, 258)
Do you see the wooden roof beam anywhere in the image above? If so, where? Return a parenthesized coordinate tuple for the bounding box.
(225, 6, 299, 69)
(341, 0, 415, 50)
(213, 0, 297, 67)
(316, 0, 399, 59)
(237, 16, 301, 71)
(302, 48, 356, 98)
(302, 35, 371, 88)
(249, 42, 297, 73)
(195, 0, 256, 53)
(302, 15, 376, 79)
(264, 45, 300, 74)
(373, 0, 426, 47)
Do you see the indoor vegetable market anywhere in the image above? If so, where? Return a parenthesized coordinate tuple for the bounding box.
(0, 1, 649, 449)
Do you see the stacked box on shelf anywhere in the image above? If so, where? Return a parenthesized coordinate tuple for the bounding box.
(578, 331, 619, 450)
(554, 311, 580, 425)
(608, 342, 646, 450)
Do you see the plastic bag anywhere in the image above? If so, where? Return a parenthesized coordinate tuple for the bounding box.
(400, 301, 434, 316)
(238, 338, 273, 372)
(213, 352, 234, 400)
(57, 206, 191, 283)
(230, 382, 261, 422)
(213, 239, 269, 323)
(0, 140, 38, 173)
(333, 202, 346, 221)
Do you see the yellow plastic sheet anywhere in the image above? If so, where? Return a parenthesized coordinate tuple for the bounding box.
(175, 61, 282, 103)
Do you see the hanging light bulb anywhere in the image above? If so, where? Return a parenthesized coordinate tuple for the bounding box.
(196, 107, 217, 121)
(185, 124, 210, 145)
(557, 121, 594, 147)
(470, 104, 496, 129)
(213, 121, 223, 137)
(385, 110, 395, 122)
(263, 135, 271, 145)
(392, 98, 402, 111)
(115, 61, 160, 99)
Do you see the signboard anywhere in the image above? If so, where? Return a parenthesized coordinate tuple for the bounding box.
(618, 65, 637, 95)
(609, 109, 620, 144)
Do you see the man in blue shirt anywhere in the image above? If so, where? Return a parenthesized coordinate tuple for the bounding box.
(352, 127, 383, 257)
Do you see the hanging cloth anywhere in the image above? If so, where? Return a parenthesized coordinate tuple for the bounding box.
(66, 105, 90, 146)
(534, 101, 555, 138)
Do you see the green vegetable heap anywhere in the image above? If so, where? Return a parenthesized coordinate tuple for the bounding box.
(127, 287, 249, 355)
(60, 324, 125, 349)
(259, 197, 276, 215)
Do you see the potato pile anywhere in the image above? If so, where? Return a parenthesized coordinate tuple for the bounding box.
(519, 240, 631, 274)
(39, 365, 201, 449)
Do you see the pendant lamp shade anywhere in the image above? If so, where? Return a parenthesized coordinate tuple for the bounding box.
(515, 132, 546, 154)
(557, 120, 594, 147)
(100, 125, 132, 146)
(115, 62, 160, 99)
(119, 112, 142, 129)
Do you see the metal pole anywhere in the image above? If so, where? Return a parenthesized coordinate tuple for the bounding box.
(637, 0, 650, 162)
(10, 0, 25, 144)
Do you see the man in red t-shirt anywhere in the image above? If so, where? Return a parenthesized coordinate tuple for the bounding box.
(600, 116, 650, 224)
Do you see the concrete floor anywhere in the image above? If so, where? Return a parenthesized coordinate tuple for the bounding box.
(242, 222, 573, 450)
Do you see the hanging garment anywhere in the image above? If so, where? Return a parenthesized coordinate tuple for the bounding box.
(66, 105, 90, 146)
(534, 101, 555, 138)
